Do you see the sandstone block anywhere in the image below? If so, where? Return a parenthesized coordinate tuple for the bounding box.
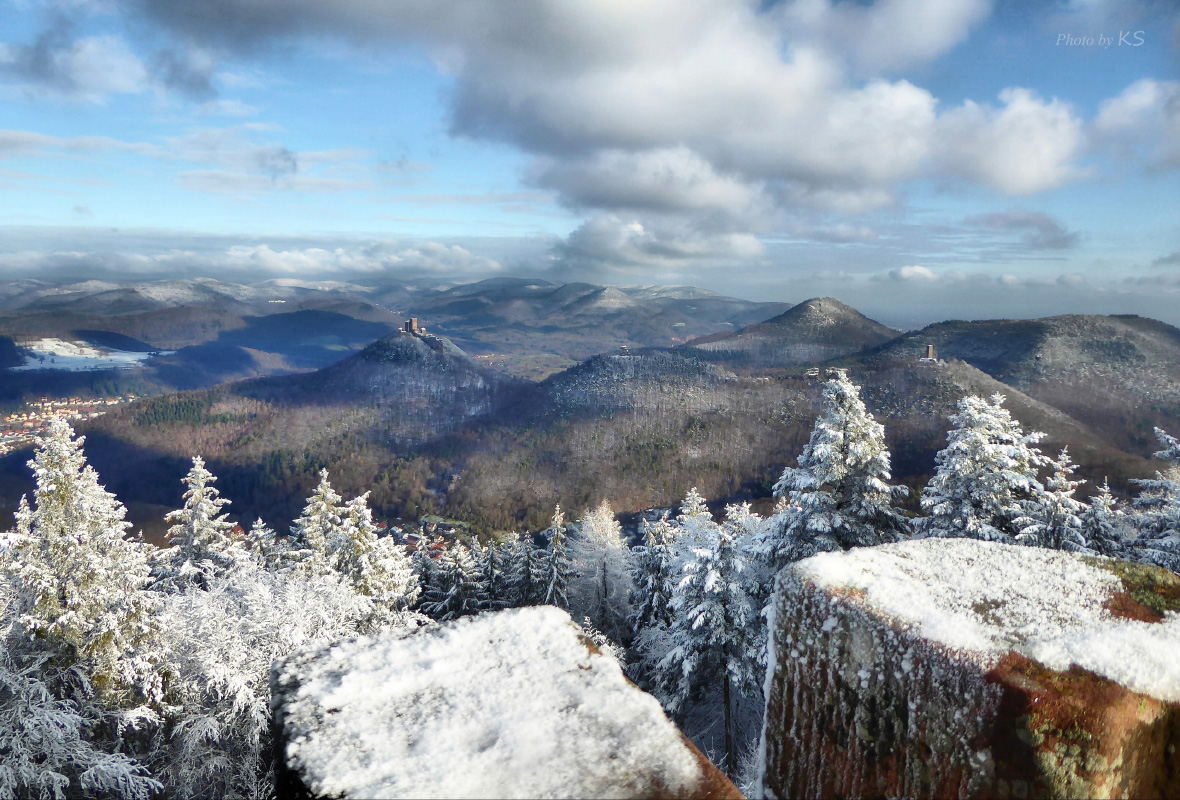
(272, 606, 741, 799)
(757, 539, 1180, 800)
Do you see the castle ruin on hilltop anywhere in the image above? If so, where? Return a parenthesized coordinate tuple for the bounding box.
(401, 317, 427, 336)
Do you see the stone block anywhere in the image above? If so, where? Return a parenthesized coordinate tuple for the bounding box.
(757, 539, 1180, 800)
(272, 606, 741, 799)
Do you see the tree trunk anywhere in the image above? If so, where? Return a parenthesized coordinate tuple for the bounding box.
(723, 671, 734, 777)
(600, 552, 609, 633)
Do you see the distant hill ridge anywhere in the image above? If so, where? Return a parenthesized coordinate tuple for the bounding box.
(861, 312, 1180, 456)
(680, 296, 898, 367)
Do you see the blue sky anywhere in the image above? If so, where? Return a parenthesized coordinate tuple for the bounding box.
(1, 0, 1178, 326)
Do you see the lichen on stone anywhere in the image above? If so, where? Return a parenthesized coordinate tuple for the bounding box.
(1083, 556, 1180, 621)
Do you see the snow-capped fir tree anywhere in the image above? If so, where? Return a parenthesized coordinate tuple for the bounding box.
(410, 535, 440, 609)
(657, 525, 760, 776)
(541, 505, 574, 610)
(502, 530, 543, 607)
(723, 502, 770, 676)
(919, 393, 1048, 542)
(472, 537, 508, 611)
(1081, 480, 1126, 558)
(571, 500, 634, 643)
(245, 518, 297, 572)
(288, 469, 345, 574)
(630, 514, 678, 632)
(764, 371, 908, 568)
(626, 514, 680, 693)
(722, 500, 769, 556)
(680, 486, 709, 519)
(675, 487, 720, 552)
(154, 456, 241, 592)
(1015, 448, 1087, 551)
(421, 543, 486, 621)
(1129, 427, 1180, 572)
(335, 492, 420, 621)
(1, 418, 163, 708)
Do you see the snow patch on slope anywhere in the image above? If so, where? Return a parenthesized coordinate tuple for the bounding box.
(798, 538, 1180, 700)
(12, 338, 165, 371)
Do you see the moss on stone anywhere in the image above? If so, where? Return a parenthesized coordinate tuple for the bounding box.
(1084, 557, 1180, 619)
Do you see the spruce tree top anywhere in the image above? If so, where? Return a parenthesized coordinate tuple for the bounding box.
(920, 393, 1048, 542)
(773, 370, 908, 553)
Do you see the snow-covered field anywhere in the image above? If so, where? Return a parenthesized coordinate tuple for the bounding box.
(12, 338, 164, 371)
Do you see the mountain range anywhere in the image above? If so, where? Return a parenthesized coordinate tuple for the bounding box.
(0, 277, 789, 394)
(1, 277, 1177, 539)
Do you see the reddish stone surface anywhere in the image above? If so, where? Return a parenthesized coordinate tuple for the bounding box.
(758, 544, 1180, 800)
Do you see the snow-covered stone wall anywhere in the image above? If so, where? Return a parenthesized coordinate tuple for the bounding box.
(271, 606, 741, 799)
(757, 539, 1180, 799)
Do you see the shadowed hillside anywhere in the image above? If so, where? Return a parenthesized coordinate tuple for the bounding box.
(864, 314, 1180, 456)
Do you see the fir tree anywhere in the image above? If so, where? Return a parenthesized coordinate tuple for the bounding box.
(627, 514, 680, 694)
(245, 518, 297, 572)
(288, 470, 345, 574)
(571, 500, 633, 643)
(154, 456, 241, 592)
(502, 530, 543, 608)
(679, 486, 709, 520)
(765, 371, 908, 568)
(421, 543, 486, 621)
(919, 393, 1047, 542)
(658, 527, 759, 775)
(1129, 427, 1180, 572)
(1082, 480, 1126, 558)
(336, 492, 420, 621)
(472, 537, 508, 611)
(675, 487, 720, 553)
(541, 505, 573, 611)
(1, 418, 163, 708)
(410, 535, 440, 610)
(1015, 448, 1087, 552)
(630, 514, 677, 631)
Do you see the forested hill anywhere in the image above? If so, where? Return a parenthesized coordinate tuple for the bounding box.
(679, 297, 898, 368)
(859, 314, 1180, 457)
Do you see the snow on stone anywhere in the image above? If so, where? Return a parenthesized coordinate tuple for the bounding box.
(797, 538, 1180, 701)
(759, 538, 1180, 799)
(272, 606, 706, 799)
(13, 338, 164, 372)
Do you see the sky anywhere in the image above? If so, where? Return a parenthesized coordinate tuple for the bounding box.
(1, 0, 1178, 327)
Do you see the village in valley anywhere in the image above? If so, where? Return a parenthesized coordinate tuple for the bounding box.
(0, 396, 136, 457)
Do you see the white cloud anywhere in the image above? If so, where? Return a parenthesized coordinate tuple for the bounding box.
(197, 98, 258, 117)
(774, 0, 992, 73)
(24, 0, 1171, 284)
(556, 214, 765, 273)
(889, 265, 940, 282)
(0, 238, 502, 279)
(0, 124, 374, 194)
(940, 89, 1086, 194)
(1093, 79, 1180, 168)
(535, 146, 766, 216)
